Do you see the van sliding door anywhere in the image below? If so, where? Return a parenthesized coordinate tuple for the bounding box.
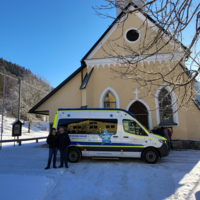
(57, 111, 90, 156)
(88, 111, 121, 157)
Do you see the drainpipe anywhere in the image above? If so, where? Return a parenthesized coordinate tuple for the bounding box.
(81, 60, 86, 83)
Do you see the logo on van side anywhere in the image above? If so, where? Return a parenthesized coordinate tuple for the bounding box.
(99, 129, 113, 145)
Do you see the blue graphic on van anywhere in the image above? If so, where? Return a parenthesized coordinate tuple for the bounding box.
(99, 129, 113, 144)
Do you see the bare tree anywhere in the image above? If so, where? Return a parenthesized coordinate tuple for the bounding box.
(93, 0, 200, 118)
(0, 71, 50, 132)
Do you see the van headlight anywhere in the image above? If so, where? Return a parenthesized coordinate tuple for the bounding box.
(158, 139, 166, 144)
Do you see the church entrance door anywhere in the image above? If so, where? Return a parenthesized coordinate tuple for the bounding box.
(128, 101, 149, 129)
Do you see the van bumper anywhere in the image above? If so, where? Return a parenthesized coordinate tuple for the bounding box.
(157, 143, 169, 157)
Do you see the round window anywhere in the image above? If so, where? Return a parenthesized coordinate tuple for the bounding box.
(125, 29, 140, 43)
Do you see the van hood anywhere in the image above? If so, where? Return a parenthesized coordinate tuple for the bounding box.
(151, 133, 167, 141)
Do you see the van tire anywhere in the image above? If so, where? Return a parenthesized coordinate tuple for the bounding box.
(143, 148, 158, 164)
(68, 148, 81, 163)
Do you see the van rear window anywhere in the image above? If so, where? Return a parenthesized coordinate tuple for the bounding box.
(58, 119, 90, 134)
(57, 118, 117, 135)
(89, 119, 117, 135)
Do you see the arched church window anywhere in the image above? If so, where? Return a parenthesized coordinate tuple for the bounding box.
(158, 88, 174, 123)
(104, 92, 116, 108)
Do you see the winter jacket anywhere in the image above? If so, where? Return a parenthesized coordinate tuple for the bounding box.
(167, 129, 172, 140)
(163, 129, 171, 150)
(46, 133, 59, 148)
(156, 128, 165, 137)
(58, 132, 71, 150)
(151, 129, 157, 134)
(163, 129, 170, 142)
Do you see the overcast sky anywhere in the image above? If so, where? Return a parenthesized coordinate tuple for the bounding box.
(0, 0, 199, 88)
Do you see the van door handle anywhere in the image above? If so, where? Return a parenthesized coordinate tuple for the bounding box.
(123, 136, 129, 138)
(113, 136, 118, 138)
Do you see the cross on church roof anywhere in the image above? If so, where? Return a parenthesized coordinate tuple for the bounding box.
(133, 88, 140, 99)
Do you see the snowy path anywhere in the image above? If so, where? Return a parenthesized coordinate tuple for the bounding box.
(0, 143, 200, 200)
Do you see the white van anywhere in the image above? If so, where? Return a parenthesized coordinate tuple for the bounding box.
(53, 108, 169, 164)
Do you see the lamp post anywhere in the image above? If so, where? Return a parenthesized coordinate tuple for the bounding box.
(0, 67, 6, 150)
(18, 79, 21, 121)
(17, 78, 21, 141)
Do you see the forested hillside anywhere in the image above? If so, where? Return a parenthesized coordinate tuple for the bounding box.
(0, 58, 31, 96)
(0, 58, 52, 122)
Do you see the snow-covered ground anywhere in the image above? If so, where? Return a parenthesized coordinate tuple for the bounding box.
(0, 143, 200, 200)
(0, 115, 49, 146)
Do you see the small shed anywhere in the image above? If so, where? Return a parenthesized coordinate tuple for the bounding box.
(12, 120, 22, 137)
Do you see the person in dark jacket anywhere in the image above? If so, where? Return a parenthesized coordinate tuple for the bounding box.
(156, 127, 165, 137)
(162, 127, 171, 151)
(151, 126, 157, 134)
(45, 128, 59, 170)
(57, 128, 71, 168)
(167, 128, 172, 140)
(167, 128, 173, 150)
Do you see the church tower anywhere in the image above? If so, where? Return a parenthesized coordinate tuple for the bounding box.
(115, 0, 145, 16)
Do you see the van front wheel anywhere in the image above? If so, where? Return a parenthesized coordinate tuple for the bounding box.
(68, 148, 81, 163)
(143, 148, 158, 164)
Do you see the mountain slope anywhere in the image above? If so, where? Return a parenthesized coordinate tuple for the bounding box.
(0, 58, 52, 121)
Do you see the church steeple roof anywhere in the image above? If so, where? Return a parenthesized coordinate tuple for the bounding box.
(115, 0, 145, 16)
(81, 2, 186, 62)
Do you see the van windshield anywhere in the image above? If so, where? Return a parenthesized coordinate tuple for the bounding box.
(123, 120, 148, 136)
(134, 119, 149, 134)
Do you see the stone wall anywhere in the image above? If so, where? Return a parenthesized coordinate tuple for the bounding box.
(172, 140, 200, 150)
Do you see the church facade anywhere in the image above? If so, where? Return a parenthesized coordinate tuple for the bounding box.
(29, 1, 200, 140)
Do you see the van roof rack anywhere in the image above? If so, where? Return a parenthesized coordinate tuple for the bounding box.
(57, 108, 135, 118)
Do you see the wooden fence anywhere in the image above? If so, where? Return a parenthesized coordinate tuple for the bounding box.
(1, 137, 47, 146)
